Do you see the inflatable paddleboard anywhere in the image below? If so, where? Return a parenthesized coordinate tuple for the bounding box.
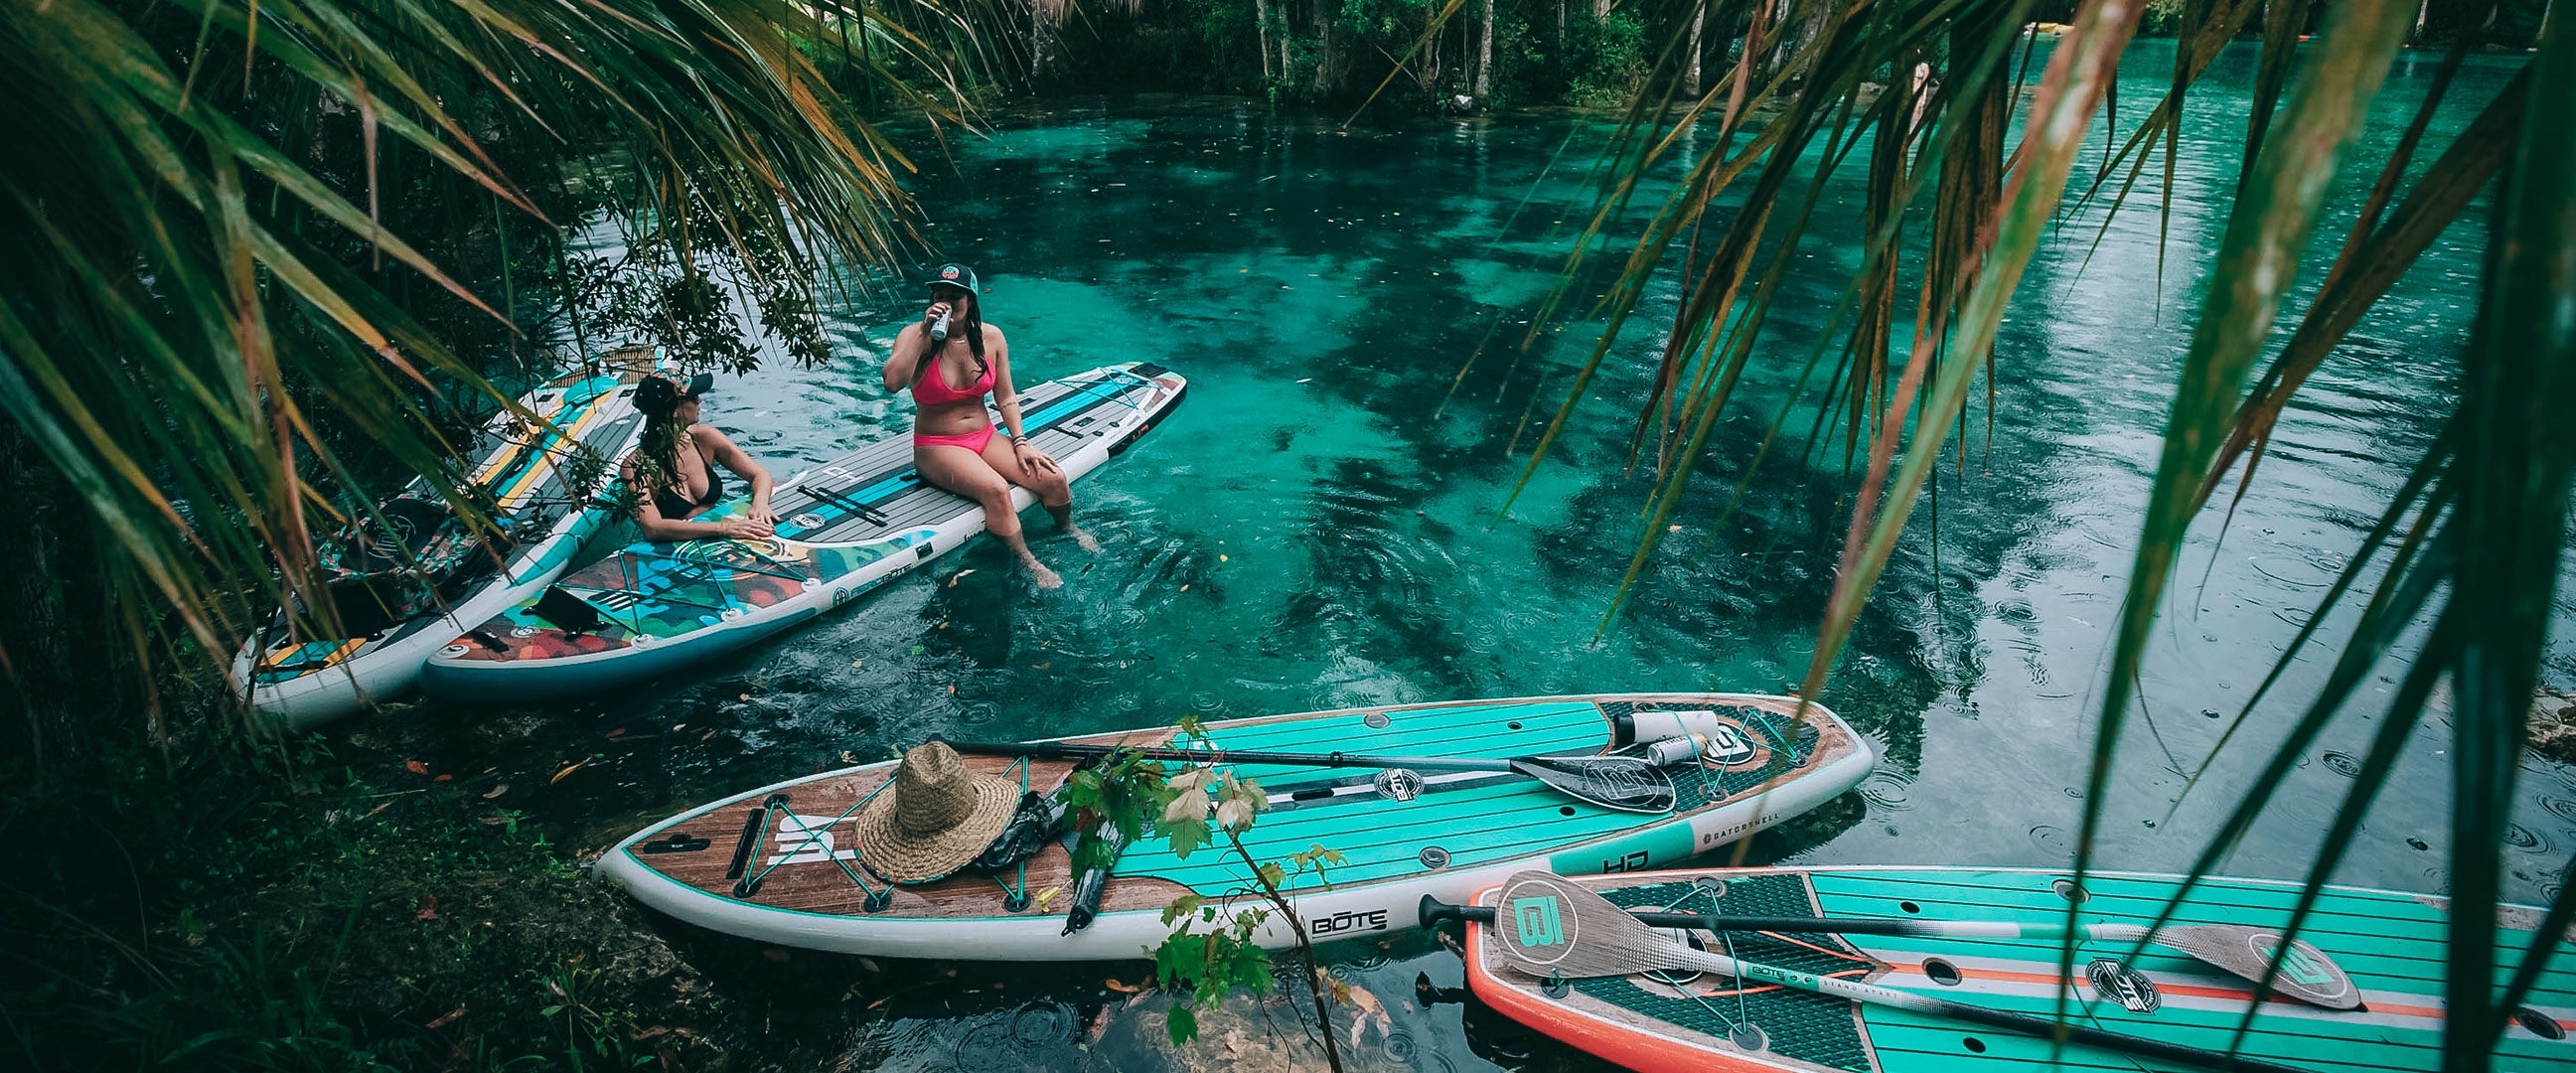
(1462, 865, 2576, 1072)
(596, 693, 1874, 960)
(234, 354, 659, 727)
(420, 363, 1185, 700)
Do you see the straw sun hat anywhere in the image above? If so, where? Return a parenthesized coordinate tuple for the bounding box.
(856, 741, 1019, 883)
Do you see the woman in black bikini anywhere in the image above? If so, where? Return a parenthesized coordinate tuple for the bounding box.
(625, 373, 777, 541)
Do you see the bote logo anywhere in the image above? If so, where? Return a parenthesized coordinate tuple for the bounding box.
(1512, 895, 1566, 946)
(1308, 909, 1389, 936)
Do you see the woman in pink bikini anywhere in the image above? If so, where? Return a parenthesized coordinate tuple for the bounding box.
(882, 263, 1093, 589)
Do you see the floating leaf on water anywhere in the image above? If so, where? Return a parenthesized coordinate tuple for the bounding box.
(415, 894, 439, 920)
(1104, 978, 1142, 993)
(947, 570, 976, 587)
(405, 760, 428, 775)
(550, 761, 587, 784)
(425, 1007, 463, 1029)
(433, 774, 453, 783)
(1219, 554, 1228, 562)
(483, 785, 509, 799)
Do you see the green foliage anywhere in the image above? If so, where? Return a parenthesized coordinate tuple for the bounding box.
(1055, 745, 1339, 1058)
(2139, 0, 2195, 37)
(0, 734, 708, 1071)
(1563, 9, 1651, 108)
(1055, 750, 1180, 869)
(1052, 0, 1721, 111)
(1149, 902, 1276, 1045)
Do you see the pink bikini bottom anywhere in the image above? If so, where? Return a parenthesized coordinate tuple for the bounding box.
(913, 424, 995, 454)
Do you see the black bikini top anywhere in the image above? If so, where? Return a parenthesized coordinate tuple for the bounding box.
(653, 452, 724, 520)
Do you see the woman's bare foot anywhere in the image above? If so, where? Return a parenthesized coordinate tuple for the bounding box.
(1068, 525, 1101, 553)
(1023, 555, 1063, 589)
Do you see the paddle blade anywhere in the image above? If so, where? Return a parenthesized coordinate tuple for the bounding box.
(1509, 756, 1676, 814)
(1486, 871, 1683, 980)
(2159, 925, 2363, 1010)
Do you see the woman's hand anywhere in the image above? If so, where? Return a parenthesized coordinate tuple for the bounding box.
(922, 300, 953, 332)
(717, 517, 774, 540)
(745, 502, 779, 528)
(1011, 438, 1061, 475)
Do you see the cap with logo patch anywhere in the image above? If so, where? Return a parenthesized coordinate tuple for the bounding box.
(925, 262, 981, 295)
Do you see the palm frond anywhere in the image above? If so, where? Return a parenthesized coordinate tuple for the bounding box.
(1, 0, 982, 747)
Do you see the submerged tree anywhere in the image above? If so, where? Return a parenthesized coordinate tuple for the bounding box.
(1504, 1, 2567, 1068)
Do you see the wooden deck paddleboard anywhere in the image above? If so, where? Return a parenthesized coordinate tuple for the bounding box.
(596, 693, 1874, 960)
(1463, 866, 2576, 1072)
(419, 363, 1186, 700)
(234, 354, 660, 727)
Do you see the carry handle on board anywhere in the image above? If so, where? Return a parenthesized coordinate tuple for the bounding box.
(1474, 871, 2332, 1073)
(1419, 890, 2361, 1009)
(940, 738, 1679, 814)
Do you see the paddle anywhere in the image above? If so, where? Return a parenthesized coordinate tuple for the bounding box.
(940, 738, 1678, 814)
(1478, 871, 2329, 1073)
(1420, 893, 2361, 1010)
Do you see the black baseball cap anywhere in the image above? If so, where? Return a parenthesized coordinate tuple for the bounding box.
(638, 372, 712, 414)
(925, 262, 981, 294)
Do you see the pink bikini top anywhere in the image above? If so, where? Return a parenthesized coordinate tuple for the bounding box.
(912, 356, 994, 405)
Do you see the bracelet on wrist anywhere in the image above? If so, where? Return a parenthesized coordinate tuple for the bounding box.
(1009, 433, 1029, 445)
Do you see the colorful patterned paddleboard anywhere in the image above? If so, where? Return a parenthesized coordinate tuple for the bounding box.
(419, 363, 1186, 700)
(595, 693, 1874, 960)
(1463, 866, 2576, 1072)
(233, 355, 660, 727)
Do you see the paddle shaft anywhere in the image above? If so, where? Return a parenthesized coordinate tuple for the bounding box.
(948, 738, 1528, 773)
(1432, 900, 2154, 942)
(1422, 895, 2359, 1009)
(1668, 943, 2322, 1073)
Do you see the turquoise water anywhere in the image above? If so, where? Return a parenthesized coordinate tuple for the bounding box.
(375, 41, 2565, 1071)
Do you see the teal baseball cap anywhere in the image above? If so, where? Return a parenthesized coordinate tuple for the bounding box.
(925, 262, 980, 294)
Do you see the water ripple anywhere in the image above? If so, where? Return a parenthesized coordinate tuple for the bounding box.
(2028, 825, 2070, 854)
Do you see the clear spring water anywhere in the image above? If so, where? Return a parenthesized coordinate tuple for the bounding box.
(377, 39, 2563, 1071)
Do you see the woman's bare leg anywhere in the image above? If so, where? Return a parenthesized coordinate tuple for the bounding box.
(979, 435, 1097, 553)
(915, 444, 1060, 589)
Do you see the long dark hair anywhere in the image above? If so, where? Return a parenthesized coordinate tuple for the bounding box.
(632, 408, 695, 504)
(912, 290, 986, 389)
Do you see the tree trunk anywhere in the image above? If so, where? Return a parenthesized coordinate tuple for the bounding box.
(1030, 0, 1061, 88)
(1258, 0, 1274, 81)
(1476, 0, 1493, 96)
(1686, 2, 1705, 96)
